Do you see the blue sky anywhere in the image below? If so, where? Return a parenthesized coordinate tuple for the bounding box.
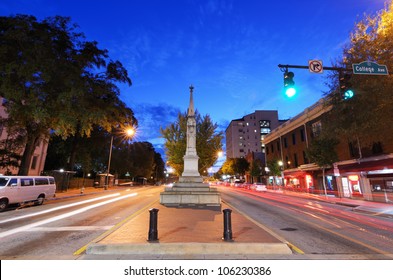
(0, 0, 388, 168)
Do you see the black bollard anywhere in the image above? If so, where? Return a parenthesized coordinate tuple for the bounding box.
(222, 208, 233, 241)
(148, 208, 159, 241)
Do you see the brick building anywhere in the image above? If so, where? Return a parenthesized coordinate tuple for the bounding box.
(264, 98, 393, 203)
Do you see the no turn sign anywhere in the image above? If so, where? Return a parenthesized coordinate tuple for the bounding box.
(308, 60, 323, 74)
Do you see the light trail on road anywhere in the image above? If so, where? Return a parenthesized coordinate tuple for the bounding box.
(0, 193, 122, 224)
(0, 192, 137, 239)
(236, 188, 393, 233)
(220, 186, 393, 257)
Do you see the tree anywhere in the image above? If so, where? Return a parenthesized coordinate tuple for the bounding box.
(0, 15, 135, 175)
(233, 158, 250, 177)
(221, 158, 235, 175)
(305, 137, 339, 196)
(324, 1, 393, 154)
(266, 158, 283, 187)
(161, 111, 223, 176)
(249, 159, 262, 183)
(221, 157, 250, 177)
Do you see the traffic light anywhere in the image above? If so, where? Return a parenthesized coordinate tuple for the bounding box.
(283, 71, 296, 97)
(339, 72, 354, 100)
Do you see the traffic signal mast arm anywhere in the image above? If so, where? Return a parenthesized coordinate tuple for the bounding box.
(278, 64, 354, 100)
(278, 64, 351, 72)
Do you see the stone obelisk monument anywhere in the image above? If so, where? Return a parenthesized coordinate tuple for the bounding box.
(160, 85, 221, 207)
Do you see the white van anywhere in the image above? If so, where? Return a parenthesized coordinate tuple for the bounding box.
(0, 176, 56, 211)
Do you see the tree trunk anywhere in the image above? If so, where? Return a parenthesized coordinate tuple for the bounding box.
(66, 134, 80, 171)
(18, 134, 40, 175)
(66, 122, 82, 171)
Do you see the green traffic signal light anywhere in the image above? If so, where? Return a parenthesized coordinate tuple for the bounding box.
(343, 89, 354, 100)
(284, 71, 296, 98)
(285, 87, 296, 98)
(339, 72, 354, 100)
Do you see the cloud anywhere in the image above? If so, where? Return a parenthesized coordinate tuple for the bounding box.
(131, 102, 180, 155)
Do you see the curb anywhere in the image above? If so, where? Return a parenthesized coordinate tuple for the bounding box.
(86, 242, 293, 256)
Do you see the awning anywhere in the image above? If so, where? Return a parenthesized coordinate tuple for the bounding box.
(283, 170, 307, 177)
(338, 158, 393, 173)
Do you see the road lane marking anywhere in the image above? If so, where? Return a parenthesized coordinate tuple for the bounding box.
(0, 193, 137, 239)
(26, 226, 114, 231)
(0, 193, 121, 224)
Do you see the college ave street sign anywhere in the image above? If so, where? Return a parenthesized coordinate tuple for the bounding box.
(352, 61, 389, 75)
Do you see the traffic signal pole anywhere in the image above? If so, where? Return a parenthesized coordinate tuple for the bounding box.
(278, 64, 353, 99)
(278, 64, 350, 72)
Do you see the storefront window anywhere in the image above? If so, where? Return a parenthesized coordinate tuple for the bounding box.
(342, 176, 363, 197)
(370, 178, 393, 193)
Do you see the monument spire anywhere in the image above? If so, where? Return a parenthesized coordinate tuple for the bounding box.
(160, 85, 221, 208)
(188, 84, 195, 117)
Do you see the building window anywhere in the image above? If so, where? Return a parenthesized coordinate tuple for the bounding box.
(372, 142, 383, 154)
(277, 141, 280, 151)
(260, 120, 271, 135)
(292, 133, 296, 145)
(284, 137, 288, 148)
(31, 155, 38, 170)
(311, 121, 322, 137)
(285, 156, 290, 168)
(294, 153, 298, 167)
(260, 120, 270, 127)
(303, 151, 309, 164)
(300, 128, 305, 142)
(349, 141, 360, 158)
(261, 128, 271, 134)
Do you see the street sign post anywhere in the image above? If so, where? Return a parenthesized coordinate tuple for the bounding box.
(352, 61, 389, 75)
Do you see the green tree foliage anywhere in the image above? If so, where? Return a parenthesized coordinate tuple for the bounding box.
(305, 137, 339, 195)
(221, 158, 235, 175)
(324, 1, 393, 152)
(305, 138, 339, 168)
(266, 159, 282, 177)
(221, 157, 250, 176)
(0, 15, 136, 174)
(249, 159, 262, 183)
(45, 126, 164, 182)
(161, 111, 223, 176)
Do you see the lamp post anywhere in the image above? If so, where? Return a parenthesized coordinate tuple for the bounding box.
(278, 160, 284, 190)
(105, 127, 135, 190)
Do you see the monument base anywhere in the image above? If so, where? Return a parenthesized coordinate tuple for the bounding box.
(160, 178, 221, 208)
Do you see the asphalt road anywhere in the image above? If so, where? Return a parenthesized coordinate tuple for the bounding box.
(219, 186, 393, 259)
(1, 185, 392, 260)
(0, 186, 162, 259)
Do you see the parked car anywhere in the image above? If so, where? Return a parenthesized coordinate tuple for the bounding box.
(253, 183, 267, 192)
(232, 179, 244, 187)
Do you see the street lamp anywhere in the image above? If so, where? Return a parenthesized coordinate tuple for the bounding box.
(278, 160, 284, 189)
(105, 127, 135, 190)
